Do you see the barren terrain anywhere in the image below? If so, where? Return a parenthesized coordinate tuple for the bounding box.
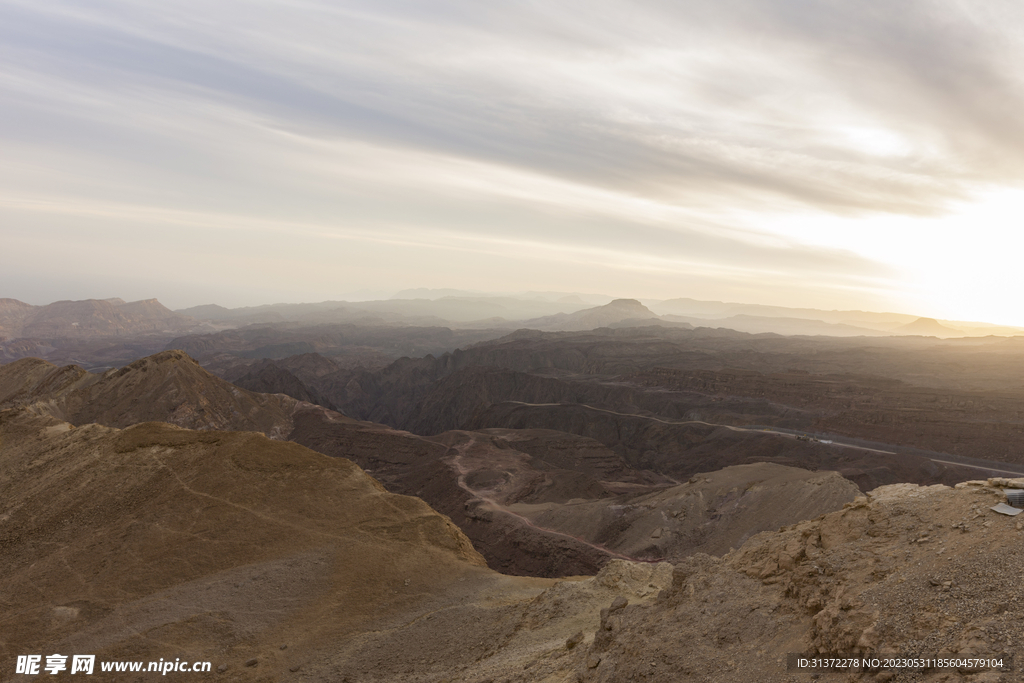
(4, 404, 1022, 682)
(5, 306, 1024, 682)
(0, 351, 867, 580)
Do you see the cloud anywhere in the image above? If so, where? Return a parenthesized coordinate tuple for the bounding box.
(0, 0, 1020, 310)
(8, 1, 1020, 205)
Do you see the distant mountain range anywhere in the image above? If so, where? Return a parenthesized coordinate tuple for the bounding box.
(175, 293, 1024, 337)
(649, 297, 1024, 336)
(3, 294, 1022, 370)
(0, 297, 199, 340)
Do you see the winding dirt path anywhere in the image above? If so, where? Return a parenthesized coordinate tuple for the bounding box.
(447, 434, 658, 564)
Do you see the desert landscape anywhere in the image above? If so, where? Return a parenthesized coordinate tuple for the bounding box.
(3, 295, 1024, 682)
(5, 1, 1024, 680)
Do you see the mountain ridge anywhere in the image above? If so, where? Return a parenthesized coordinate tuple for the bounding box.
(0, 350, 301, 436)
(0, 297, 199, 339)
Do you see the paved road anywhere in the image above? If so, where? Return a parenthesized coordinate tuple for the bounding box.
(503, 401, 1024, 476)
(504, 400, 897, 455)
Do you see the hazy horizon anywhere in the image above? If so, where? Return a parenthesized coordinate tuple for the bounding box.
(7, 288, 1024, 331)
(4, 2, 1024, 324)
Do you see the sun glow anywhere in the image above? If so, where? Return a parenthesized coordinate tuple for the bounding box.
(747, 187, 1024, 325)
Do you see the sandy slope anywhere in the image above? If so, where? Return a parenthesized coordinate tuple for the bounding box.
(0, 409, 483, 680)
(0, 408, 679, 683)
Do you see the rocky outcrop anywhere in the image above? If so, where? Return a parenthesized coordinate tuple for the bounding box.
(557, 480, 1024, 683)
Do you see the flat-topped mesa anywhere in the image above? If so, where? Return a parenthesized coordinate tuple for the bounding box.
(521, 298, 661, 331)
(606, 298, 645, 307)
(892, 316, 960, 337)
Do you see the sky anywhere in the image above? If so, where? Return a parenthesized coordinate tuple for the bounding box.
(3, 1, 1024, 323)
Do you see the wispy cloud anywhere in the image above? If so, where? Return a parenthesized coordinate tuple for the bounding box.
(1, 0, 1021, 312)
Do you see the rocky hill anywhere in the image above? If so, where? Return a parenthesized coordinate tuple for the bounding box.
(0, 350, 300, 436)
(0, 407, 489, 681)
